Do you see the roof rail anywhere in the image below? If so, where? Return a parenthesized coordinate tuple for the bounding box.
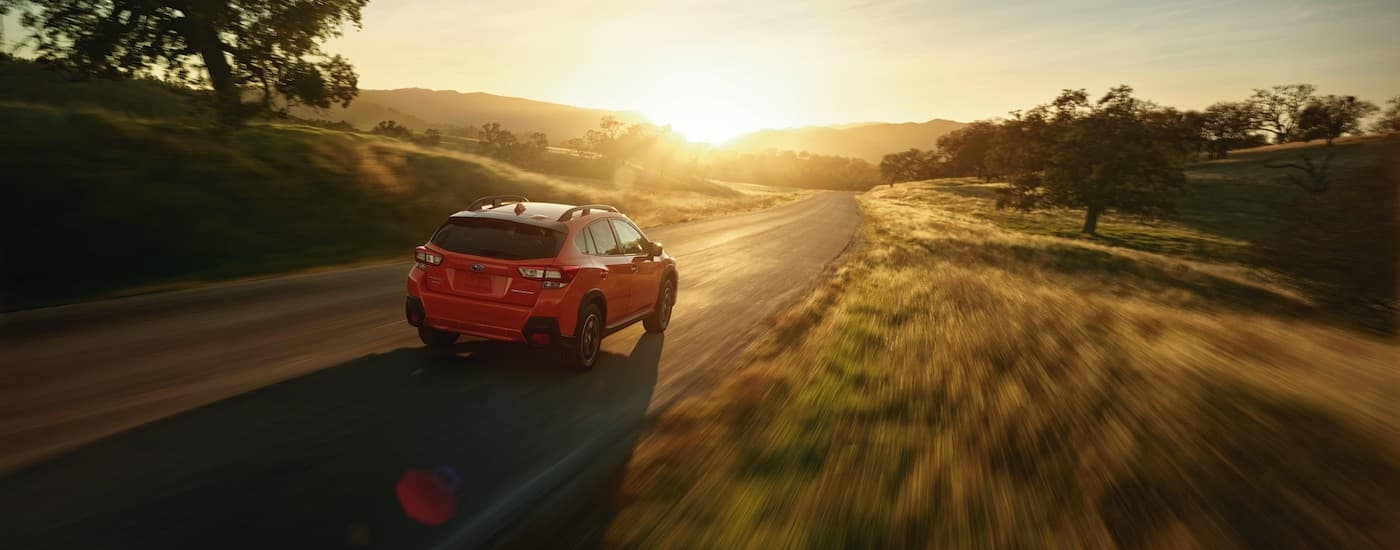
(468, 195, 530, 211)
(557, 204, 619, 222)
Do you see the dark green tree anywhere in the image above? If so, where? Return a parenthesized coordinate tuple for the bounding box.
(991, 86, 1189, 234)
(1199, 101, 1260, 159)
(477, 122, 520, 160)
(371, 120, 411, 139)
(475, 123, 548, 166)
(9, 0, 368, 123)
(936, 120, 999, 180)
(879, 148, 936, 185)
(0, 0, 15, 58)
(1370, 96, 1400, 134)
(1298, 95, 1379, 144)
(417, 128, 443, 147)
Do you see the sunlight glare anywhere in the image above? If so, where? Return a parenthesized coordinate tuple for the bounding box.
(631, 66, 785, 144)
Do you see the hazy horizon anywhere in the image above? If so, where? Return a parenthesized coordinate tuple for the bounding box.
(5, 0, 1399, 141)
(326, 0, 1400, 141)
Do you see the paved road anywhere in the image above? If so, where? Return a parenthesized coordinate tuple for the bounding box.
(0, 192, 859, 549)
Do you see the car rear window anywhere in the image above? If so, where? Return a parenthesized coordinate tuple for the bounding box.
(431, 217, 564, 260)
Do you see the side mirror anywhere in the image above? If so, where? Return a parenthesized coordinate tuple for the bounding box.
(646, 241, 664, 257)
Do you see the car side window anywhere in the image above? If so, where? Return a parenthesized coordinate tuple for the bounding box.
(588, 221, 619, 255)
(575, 228, 597, 255)
(610, 220, 646, 255)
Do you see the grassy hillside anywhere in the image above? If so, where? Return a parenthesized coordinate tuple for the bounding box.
(951, 136, 1398, 328)
(286, 87, 647, 137)
(729, 118, 966, 162)
(602, 143, 1399, 547)
(0, 60, 208, 121)
(0, 105, 802, 311)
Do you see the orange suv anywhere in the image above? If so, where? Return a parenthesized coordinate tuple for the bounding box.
(405, 196, 677, 369)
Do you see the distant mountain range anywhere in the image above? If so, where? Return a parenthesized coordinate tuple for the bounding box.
(289, 87, 964, 161)
(286, 88, 646, 141)
(726, 119, 967, 162)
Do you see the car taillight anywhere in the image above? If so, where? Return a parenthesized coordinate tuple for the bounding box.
(415, 246, 442, 269)
(517, 266, 579, 288)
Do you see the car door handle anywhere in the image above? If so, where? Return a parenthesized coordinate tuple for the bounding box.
(630, 266, 638, 273)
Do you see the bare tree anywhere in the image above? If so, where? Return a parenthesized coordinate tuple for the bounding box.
(1248, 84, 1316, 143)
(1265, 150, 1335, 193)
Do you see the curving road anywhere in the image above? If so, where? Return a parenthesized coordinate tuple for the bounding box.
(0, 191, 859, 549)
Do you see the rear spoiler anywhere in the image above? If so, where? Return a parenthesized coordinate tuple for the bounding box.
(557, 204, 619, 222)
(468, 195, 530, 211)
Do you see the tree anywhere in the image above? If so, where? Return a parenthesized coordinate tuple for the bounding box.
(10, 0, 367, 123)
(1199, 101, 1260, 159)
(1248, 84, 1316, 143)
(477, 122, 520, 160)
(582, 115, 660, 168)
(936, 121, 998, 180)
(1262, 95, 1378, 192)
(879, 148, 936, 185)
(991, 86, 1189, 234)
(1297, 95, 1378, 145)
(564, 137, 587, 156)
(1370, 96, 1400, 134)
(0, 1, 15, 59)
(416, 128, 443, 147)
(525, 132, 549, 162)
(583, 115, 628, 166)
(1264, 151, 1334, 193)
(372, 120, 411, 139)
(475, 122, 548, 166)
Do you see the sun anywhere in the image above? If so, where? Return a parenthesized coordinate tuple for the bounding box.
(630, 68, 783, 144)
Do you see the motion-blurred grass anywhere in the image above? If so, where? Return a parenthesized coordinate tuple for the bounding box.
(950, 135, 1398, 329)
(603, 174, 1399, 547)
(0, 105, 804, 310)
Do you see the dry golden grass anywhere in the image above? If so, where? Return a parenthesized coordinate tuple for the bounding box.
(602, 182, 1400, 548)
(2, 111, 809, 309)
(342, 132, 812, 228)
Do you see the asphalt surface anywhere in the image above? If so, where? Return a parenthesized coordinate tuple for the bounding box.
(0, 191, 860, 549)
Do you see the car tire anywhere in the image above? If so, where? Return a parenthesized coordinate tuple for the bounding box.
(418, 326, 459, 349)
(567, 302, 604, 371)
(643, 277, 675, 334)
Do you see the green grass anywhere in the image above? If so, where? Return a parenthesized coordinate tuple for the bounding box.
(0, 105, 803, 311)
(603, 166, 1400, 547)
(0, 59, 211, 121)
(934, 136, 1393, 261)
(922, 136, 1398, 330)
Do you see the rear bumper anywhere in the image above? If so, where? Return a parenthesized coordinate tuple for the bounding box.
(414, 290, 531, 343)
(407, 265, 582, 344)
(406, 293, 565, 346)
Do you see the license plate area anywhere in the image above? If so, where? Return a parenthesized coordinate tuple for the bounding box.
(466, 274, 492, 292)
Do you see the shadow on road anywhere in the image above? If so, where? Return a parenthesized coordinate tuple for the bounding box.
(0, 335, 662, 549)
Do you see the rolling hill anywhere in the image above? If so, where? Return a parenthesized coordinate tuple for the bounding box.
(286, 88, 647, 140)
(727, 118, 967, 161)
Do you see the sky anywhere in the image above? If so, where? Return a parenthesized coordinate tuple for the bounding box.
(5, 0, 1399, 141)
